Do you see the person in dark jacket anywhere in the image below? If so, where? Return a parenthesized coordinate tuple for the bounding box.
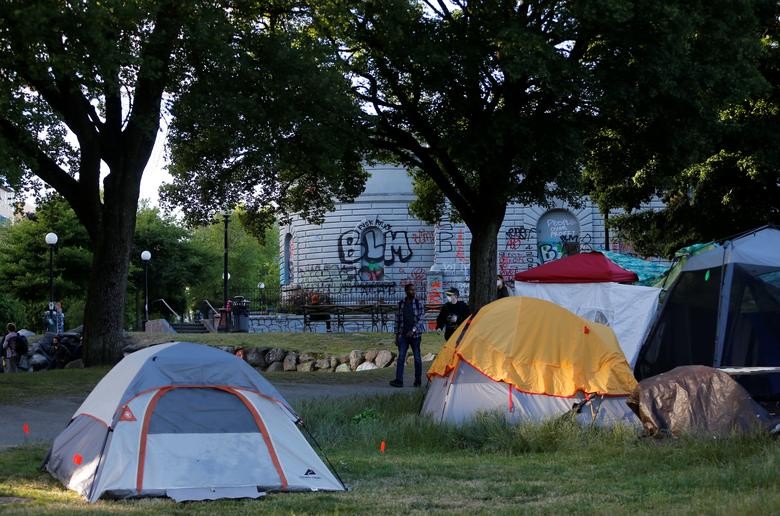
(436, 287, 471, 340)
(497, 275, 511, 299)
(390, 283, 425, 388)
(2, 323, 19, 373)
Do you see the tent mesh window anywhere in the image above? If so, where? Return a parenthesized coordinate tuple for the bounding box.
(722, 266, 780, 401)
(149, 388, 257, 434)
(636, 267, 721, 379)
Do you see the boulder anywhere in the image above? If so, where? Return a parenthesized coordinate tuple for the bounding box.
(122, 344, 145, 355)
(349, 350, 364, 371)
(374, 350, 395, 368)
(265, 361, 284, 372)
(329, 356, 339, 369)
(299, 352, 315, 363)
(314, 359, 331, 371)
(297, 361, 315, 372)
(356, 361, 378, 372)
(216, 346, 235, 354)
(245, 347, 268, 368)
(283, 352, 299, 371)
(364, 350, 379, 363)
(335, 363, 351, 373)
(265, 347, 286, 364)
(422, 353, 436, 362)
(64, 359, 84, 369)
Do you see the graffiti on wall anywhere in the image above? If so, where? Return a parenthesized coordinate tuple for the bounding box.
(455, 229, 467, 262)
(538, 232, 596, 263)
(337, 217, 414, 280)
(397, 266, 428, 285)
(437, 222, 454, 253)
(537, 210, 579, 264)
(499, 226, 538, 278)
(297, 264, 359, 284)
(412, 229, 435, 245)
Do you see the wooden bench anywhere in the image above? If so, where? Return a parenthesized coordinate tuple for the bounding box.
(302, 304, 343, 332)
(303, 304, 399, 332)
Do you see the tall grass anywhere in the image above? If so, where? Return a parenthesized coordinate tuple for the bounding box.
(297, 392, 693, 457)
(2, 388, 779, 514)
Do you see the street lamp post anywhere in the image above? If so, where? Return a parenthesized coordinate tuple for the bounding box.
(141, 250, 151, 330)
(222, 210, 230, 311)
(257, 282, 265, 313)
(45, 232, 58, 327)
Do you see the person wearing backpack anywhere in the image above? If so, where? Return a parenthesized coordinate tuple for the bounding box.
(390, 283, 425, 388)
(2, 323, 20, 373)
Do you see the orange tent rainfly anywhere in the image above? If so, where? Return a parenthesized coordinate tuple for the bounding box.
(422, 297, 640, 427)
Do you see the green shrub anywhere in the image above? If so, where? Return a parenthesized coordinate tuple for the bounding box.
(0, 293, 27, 330)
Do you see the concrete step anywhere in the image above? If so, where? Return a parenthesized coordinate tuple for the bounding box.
(171, 322, 210, 334)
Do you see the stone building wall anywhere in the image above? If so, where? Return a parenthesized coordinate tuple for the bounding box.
(280, 164, 436, 304)
(280, 164, 664, 304)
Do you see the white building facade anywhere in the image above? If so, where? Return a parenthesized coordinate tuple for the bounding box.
(0, 186, 15, 224)
(280, 165, 660, 304)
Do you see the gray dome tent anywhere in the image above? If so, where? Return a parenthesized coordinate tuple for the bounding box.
(634, 226, 780, 408)
(43, 342, 345, 502)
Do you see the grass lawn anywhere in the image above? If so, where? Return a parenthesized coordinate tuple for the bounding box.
(0, 332, 438, 402)
(1, 334, 778, 514)
(1, 392, 779, 514)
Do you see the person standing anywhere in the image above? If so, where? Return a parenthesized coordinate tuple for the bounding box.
(309, 292, 332, 332)
(497, 275, 511, 299)
(436, 287, 471, 340)
(2, 323, 19, 374)
(390, 283, 425, 388)
(55, 302, 65, 335)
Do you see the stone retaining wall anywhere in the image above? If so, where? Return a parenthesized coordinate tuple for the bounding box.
(223, 345, 435, 373)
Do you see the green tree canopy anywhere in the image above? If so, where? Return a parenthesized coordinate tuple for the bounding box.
(0, 195, 91, 330)
(186, 211, 279, 314)
(583, 1, 777, 256)
(160, 6, 370, 232)
(313, 0, 767, 309)
(0, 197, 214, 331)
(130, 205, 209, 326)
(0, 1, 363, 362)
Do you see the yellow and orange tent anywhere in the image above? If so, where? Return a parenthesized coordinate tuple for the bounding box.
(421, 297, 639, 426)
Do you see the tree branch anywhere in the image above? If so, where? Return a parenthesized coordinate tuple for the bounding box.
(371, 57, 478, 207)
(0, 118, 83, 214)
(123, 1, 185, 180)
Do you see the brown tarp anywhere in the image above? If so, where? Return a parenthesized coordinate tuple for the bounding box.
(627, 365, 777, 437)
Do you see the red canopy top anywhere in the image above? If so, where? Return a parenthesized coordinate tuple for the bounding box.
(514, 251, 639, 284)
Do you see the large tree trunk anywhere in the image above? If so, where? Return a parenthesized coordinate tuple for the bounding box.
(467, 215, 504, 313)
(82, 169, 141, 365)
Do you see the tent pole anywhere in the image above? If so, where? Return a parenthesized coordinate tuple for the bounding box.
(713, 242, 734, 368)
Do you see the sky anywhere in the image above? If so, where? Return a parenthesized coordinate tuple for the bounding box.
(139, 131, 171, 207)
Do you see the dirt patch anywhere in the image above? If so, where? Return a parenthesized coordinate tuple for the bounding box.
(0, 497, 31, 505)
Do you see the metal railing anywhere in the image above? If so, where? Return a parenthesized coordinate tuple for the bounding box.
(154, 298, 182, 322)
(207, 281, 432, 316)
(201, 299, 219, 317)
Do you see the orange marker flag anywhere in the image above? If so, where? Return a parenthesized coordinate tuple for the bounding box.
(22, 423, 29, 435)
(380, 440, 386, 454)
(73, 454, 83, 465)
